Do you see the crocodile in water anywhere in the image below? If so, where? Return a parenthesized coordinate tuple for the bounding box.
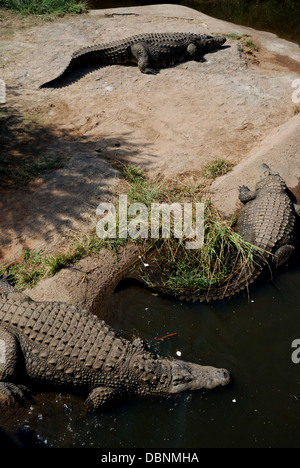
(181, 164, 300, 302)
(0, 279, 230, 410)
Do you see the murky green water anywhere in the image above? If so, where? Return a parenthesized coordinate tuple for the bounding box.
(88, 0, 300, 45)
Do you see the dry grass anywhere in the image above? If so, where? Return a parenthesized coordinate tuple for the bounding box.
(1, 165, 262, 295)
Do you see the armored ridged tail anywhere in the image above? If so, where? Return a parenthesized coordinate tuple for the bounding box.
(39, 40, 133, 88)
(179, 256, 266, 303)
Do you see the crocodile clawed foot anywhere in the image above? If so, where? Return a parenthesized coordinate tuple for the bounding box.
(142, 68, 159, 75)
(84, 386, 118, 411)
(0, 382, 32, 407)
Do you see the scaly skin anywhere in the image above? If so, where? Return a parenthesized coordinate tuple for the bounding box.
(0, 279, 230, 410)
(180, 164, 300, 303)
(39, 32, 226, 88)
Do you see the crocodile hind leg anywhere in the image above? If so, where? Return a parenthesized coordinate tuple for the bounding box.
(294, 204, 300, 217)
(274, 245, 296, 268)
(130, 43, 159, 75)
(0, 327, 30, 405)
(84, 386, 118, 411)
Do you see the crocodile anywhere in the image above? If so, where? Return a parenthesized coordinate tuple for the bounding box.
(181, 164, 300, 303)
(39, 32, 226, 88)
(0, 278, 230, 410)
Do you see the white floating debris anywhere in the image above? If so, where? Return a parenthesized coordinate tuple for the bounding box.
(232, 399, 237, 403)
(176, 351, 182, 357)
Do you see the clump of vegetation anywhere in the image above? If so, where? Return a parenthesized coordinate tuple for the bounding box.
(0, 155, 68, 185)
(202, 159, 233, 179)
(241, 37, 259, 54)
(142, 203, 262, 297)
(123, 165, 163, 206)
(225, 31, 245, 41)
(0, 233, 110, 290)
(121, 165, 261, 298)
(0, 0, 88, 16)
(1, 165, 260, 296)
(225, 31, 259, 56)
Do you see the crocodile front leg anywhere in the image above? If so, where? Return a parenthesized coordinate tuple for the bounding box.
(239, 185, 257, 203)
(130, 43, 159, 75)
(0, 327, 30, 405)
(274, 245, 296, 268)
(187, 43, 205, 62)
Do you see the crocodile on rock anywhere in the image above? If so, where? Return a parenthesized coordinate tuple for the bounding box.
(180, 164, 300, 303)
(0, 278, 230, 410)
(39, 32, 227, 88)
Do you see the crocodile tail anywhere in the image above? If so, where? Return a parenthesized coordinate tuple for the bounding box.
(39, 48, 107, 88)
(0, 275, 16, 293)
(39, 55, 82, 89)
(40, 54, 93, 89)
(39, 44, 130, 89)
(39, 72, 71, 89)
(179, 262, 265, 303)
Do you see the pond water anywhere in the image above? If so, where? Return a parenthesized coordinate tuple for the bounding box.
(1, 257, 300, 448)
(88, 0, 300, 45)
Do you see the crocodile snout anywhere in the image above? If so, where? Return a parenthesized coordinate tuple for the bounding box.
(168, 361, 230, 394)
(209, 36, 227, 49)
(216, 368, 231, 386)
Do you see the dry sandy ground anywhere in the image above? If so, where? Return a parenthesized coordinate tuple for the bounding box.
(0, 4, 299, 308)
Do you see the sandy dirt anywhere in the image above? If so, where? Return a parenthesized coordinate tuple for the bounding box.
(0, 4, 299, 308)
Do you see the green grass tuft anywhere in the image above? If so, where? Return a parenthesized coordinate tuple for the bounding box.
(241, 37, 259, 52)
(123, 164, 163, 206)
(225, 31, 245, 40)
(0, 233, 109, 290)
(202, 159, 233, 179)
(1, 165, 260, 296)
(141, 202, 262, 296)
(0, 155, 68, 185)
(0, 0, 88, 16)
